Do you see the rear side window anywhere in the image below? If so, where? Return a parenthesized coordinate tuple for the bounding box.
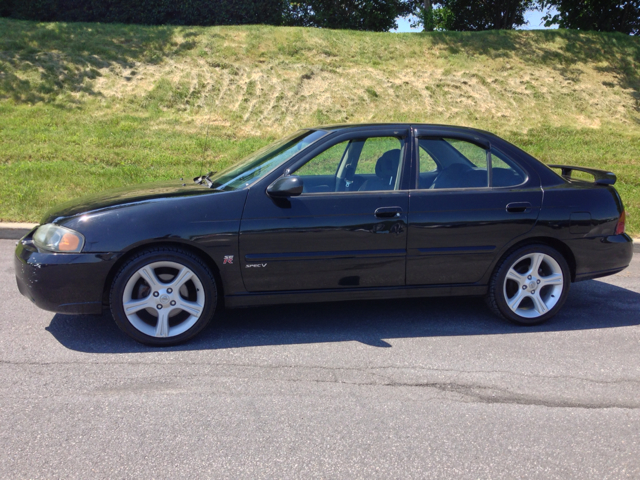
(416, 138, 525, 189)
(447, 139, 487, 170)
(419, 138, 488, 189)
(419, 146, 437, 172)
(491, 148, 526, 187)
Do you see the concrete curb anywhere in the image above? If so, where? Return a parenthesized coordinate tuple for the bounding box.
(0, 223, 38, 240)
(1, 222, 639, 251)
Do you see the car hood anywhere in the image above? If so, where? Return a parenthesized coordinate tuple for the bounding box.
(41, 180, 223, 224)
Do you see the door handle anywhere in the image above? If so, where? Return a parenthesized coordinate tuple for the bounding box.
(506, 202, 532, 213)
(375, 207, 403, 218)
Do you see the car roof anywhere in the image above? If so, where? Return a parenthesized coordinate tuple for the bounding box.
(310, 123, 494, 137)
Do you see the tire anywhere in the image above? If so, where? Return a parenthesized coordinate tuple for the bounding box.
(486, 244, 571, 325)
(110, 246, 217, 346)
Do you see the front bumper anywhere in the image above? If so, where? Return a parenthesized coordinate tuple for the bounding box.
(14, 234, 116, 315)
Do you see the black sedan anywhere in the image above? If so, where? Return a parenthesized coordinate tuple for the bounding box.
(15, 124, 633, 346)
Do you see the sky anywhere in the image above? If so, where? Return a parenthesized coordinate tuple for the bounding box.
(392, 7, 558, 32)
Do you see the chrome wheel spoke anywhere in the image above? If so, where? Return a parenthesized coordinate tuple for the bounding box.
(531, 294, 549, 315)
(540, 273, 563, 287)
(506, 268, 525, 286)
(124, 297, 153, 314)
(529, 252, 545, 276)
(176, 299, 203, 318)
(170, 267, 193, 290)
(507, 290, 525, 311)
(140, 266, 161, 289)
(154, 309, 170, 338)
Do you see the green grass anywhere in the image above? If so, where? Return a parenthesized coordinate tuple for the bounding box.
(0, 18, 639, 233)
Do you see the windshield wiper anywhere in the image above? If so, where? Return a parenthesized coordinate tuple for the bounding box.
(193, 171, 217, 188)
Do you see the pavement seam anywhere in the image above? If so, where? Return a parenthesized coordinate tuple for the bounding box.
(3, 359, 640, 385)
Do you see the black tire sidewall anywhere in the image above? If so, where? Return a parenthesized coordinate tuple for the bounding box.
(110, 248, 217, 346)
(492, 244, 571, 325)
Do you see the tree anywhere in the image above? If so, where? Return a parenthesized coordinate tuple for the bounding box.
(540, 0, 640, 35)
(413, 0, 534, 30)
(285, 0, 414, 31)
(2, 0, 287, 26)
(411, 1, 455, 30)
(422, 0, 434, 30)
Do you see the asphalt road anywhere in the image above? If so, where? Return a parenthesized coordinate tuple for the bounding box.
(2, 239, 640, 479)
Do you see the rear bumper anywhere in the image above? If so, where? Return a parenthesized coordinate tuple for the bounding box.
(14, 237, 115, 315)
(570, 234, 634, 282)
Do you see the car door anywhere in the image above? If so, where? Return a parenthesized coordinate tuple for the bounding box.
(239, 128, 410, 292)
(407, 127, 542, 285)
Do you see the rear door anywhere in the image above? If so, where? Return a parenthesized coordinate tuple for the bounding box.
(407, 128, 542, 285)
(239, 127, 411, 292)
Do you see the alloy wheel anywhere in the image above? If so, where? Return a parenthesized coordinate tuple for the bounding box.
(122, 261, 205, 338)
(503, 252, 564, 319)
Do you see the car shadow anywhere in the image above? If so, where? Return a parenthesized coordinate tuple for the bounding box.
(46, 279, 640, 354)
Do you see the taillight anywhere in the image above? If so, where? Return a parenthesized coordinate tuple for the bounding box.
(615, 210, 626, 235)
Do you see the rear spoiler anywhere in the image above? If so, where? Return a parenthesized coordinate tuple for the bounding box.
(548, 164, 616, 186)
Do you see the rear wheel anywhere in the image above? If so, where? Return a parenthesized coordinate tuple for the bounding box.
(487, 244, 571, 325)
(110, 247, 217, 346)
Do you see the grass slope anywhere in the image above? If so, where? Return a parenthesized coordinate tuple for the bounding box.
(1, 18, 639, 233)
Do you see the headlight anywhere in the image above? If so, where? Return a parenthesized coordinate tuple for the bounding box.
(33, 224, 85, 253)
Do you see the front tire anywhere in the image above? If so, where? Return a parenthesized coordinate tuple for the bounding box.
(110, 247, 217, 346)
(487, 244, 571, 325)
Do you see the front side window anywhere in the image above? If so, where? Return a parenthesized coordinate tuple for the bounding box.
(292, 136, 404, 193)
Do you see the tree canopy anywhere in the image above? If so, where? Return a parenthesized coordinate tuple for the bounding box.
(540, 0, 640, 35)
(415, 0, 535, 31)
(1, 0, 287, 26)
(2, 0, 639, 34)
(285, 0, 413, 31)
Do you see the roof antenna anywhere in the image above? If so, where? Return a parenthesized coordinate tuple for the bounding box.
(194, 98, 215, 187)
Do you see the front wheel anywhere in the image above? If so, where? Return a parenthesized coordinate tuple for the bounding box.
(110, 247, 217, 346)
(487, 244, 571, 325)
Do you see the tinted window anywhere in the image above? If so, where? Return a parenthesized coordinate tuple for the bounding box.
(419, 146, 438, 172)
(293, 136, 404, 193)
(357, 137, 402, 176)
(210, 129, 327, 191)
(417, 138, 526, 189)
(418, 146, 438, 189)
(491, 148, 526, 187)
(419, 138, 488, 189)
(295, 141, 347, 177)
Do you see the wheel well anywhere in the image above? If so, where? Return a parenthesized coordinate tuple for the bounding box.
(495, 237, 577, 282)
(101, 242, 224, 307)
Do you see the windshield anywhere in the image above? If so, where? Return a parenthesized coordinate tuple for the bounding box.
(208, 130, 328, 191)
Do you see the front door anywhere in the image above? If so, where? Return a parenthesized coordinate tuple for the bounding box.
(239, 131, 410, 292)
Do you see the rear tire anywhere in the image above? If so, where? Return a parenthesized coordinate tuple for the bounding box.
(486, 244, 571, 325)
(110, 247, 217, 346)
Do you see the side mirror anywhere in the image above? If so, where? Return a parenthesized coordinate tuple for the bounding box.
(267, 176, 304, 197)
